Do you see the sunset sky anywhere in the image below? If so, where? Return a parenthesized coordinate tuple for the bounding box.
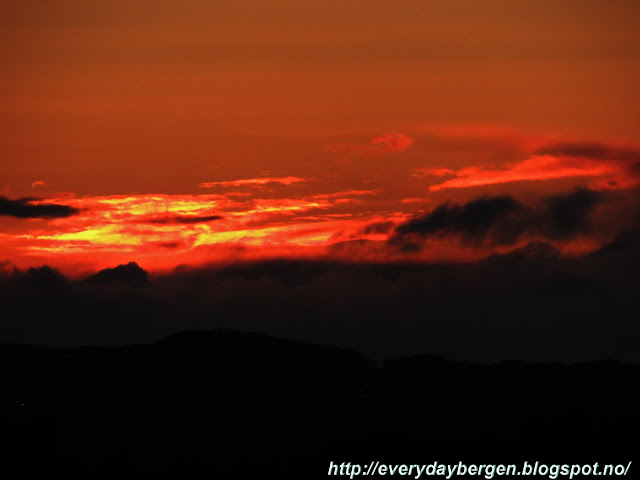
(2, 0, 640, 275)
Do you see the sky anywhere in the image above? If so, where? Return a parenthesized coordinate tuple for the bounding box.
(4, 7, 640, 472)
(2, 0, 640, 275)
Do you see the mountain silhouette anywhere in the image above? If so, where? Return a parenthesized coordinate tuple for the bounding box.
(1, 330, 638, 476)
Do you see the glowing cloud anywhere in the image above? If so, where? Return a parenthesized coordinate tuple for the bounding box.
(0, 190, 394, 271)
(200, 177, 307, 188)
(424, 156, 624, 191)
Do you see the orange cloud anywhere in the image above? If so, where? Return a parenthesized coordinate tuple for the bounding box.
(200, 176, 307, 188)
(0, 190, 395, 272)
(422, 156, 626, 192)
(4, 129, 638, 274)
(413, 138, 640, 192)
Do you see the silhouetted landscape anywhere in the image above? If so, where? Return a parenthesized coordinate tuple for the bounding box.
(2, 226, 640, 476)
(2, 227, 639, 362)
(2, 328, 639, 476)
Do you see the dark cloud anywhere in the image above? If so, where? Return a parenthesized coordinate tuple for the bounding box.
(543, 188, 606, 239)
(0, 186, 638, 361)
(360, 220, 396, 235)
(145, 215, 223, 225)
(0, 196, 80, 219)
(534, 142, 640, 162)
(1, 242, 639, 363)
(391, 188, 607, 248)
(398, 241, 422, 253)
(591, 221, 640, 259)
(156, 241, 182, 249)
(485, 241, 560, 265)
(326, 239, 382, 257)
(86, 262, 149, 286)
(197, 258, 338, 286)
(12, 265, 69, 289)
(391, 195, 532, 246)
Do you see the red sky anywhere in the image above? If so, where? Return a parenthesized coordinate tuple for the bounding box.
(2, 0, 640, 274)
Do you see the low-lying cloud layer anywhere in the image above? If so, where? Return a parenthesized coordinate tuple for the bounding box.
(1, 227, 639, 363)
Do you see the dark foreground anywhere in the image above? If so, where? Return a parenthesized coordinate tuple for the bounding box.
(2, 330, 638, 477)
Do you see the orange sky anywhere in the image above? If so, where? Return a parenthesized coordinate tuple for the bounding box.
(1, 0, 640, 274)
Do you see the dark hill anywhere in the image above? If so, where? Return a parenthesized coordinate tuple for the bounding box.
(1, 330, 638, 476)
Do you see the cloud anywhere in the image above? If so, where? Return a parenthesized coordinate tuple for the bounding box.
(0, 196, 80, 219)
(533, 142, 640, 161)
(86, 262, 149, 286)
(415, 139, 640, 192)
(145, 215, 223, 225)
(200, 177, 307, 189)
(543, 188, 607, 240)
(311, 189, 379, 201)
(324, 133, 413, 156)
(423, 156, 619, 191)
(156, 241, 183, 249)
(12, 265, 69, 288)
(392, 195, 531, 246)
(360, 221, 397, 235)
(369, 134, 414, 152)
(7, 191, 383, 266)
(592, 221, 640, 259)
(411, 168, 455, 178)
(486, 241, 561, 263)
(2, 249, 640, 363)
(31, 181, 48, 188)
(391, 188, 607, 248)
